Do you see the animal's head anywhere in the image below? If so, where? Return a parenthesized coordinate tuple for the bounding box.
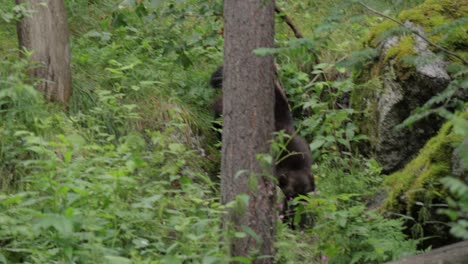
(277, 168, 315, 199)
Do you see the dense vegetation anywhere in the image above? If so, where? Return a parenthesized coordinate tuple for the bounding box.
(0, 0, 466, 263)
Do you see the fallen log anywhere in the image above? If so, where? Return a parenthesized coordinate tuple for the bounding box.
(385, 240, 468, 264)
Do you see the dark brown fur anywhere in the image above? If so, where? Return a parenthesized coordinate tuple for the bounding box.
(276, 135, 314, 198)
(210, 66, 314, 226)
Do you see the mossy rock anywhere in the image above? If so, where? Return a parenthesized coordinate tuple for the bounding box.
(351, 0, 467, 173)
(381, 112, 467, 248)
(382, 117, 464, 214)
(366, 0, 468, 62)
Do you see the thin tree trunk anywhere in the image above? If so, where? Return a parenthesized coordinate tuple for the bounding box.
(222, 1, 276, 263)
(16, 0, 72, 104)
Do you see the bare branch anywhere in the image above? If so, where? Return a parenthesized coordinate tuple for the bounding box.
(274, 6, 304, 39)
(358, 1, 467, 65)
(274, 5, 323, 79)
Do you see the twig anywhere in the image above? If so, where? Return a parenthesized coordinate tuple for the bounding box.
(274, 6, 304, 39)
(358, 1, 467, 65)
(274, 5, 323, 78)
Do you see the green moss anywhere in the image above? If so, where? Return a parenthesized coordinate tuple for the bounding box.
(398, 0, 468, 54)
(350, 78, 381, 148)
(366, 20, 396, 47)
(366, 0, 467, 61)
(385, 36, 416, 62)
(382, 113, 467, 215)
(399, 2, 445, 28)
(400, 0, 468, 21)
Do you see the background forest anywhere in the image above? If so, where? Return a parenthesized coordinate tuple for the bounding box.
(0, 0, 466, 263)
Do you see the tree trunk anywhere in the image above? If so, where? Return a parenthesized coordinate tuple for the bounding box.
(385, 240, 468, 264)
(16, 0, 72, 104)
(222, 1, 276, 263)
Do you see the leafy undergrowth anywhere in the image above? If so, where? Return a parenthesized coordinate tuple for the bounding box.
(0, 62, 419, 263)
(0, 57, 225, 263)
(276, 155, 418, 264)
(0, 130, 226, 263)
(1, 1, 227, 262)
(2, 0, 462, 263)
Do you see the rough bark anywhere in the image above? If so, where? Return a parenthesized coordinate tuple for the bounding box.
(16, 0, 72, 104)
(222, 0, 276, 263)
(385, 240, 468, 264)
